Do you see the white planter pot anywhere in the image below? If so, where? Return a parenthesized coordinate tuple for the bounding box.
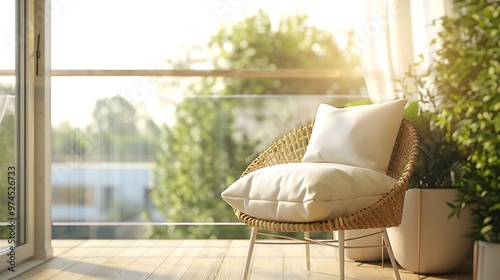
(345, 229, 388, 262)
(387, 188, 473, 274)
(476, 241, 500, 280)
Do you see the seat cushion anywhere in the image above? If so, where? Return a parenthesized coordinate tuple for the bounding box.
(221, 163, 396, 223)
(301, 99, 407, 173)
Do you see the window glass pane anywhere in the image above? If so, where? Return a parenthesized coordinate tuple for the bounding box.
(51, 0, 366, 70)
(51, 0, 369, 239)
(0, 85, 16, 249)
(0, 0, 15, 70)
(0, 0, 19, 252)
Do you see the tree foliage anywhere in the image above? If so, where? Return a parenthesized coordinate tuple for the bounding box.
(149, 89, 256, 238)
(148, 10, 364, 239)
(52, 95, 160, 162)
(211, 10, 363, 96)
(90, 96, 138, 135)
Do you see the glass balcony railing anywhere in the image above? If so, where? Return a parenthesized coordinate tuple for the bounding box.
(50, 0, 371, 239)
(51, 76, 368, 239)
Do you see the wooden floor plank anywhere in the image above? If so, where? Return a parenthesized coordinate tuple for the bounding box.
(9, 240, 115, 280)
(147, 239, 207, 280)
(79, 241, 153, 280)
(215, 239, 247, 280)
(249, 242, 285, 280)
(282, 244, 310, 280)
(5, 239, 473, 280)
(47, 240, 134, 280)
(181, 239, 231, 280)
(309, 243, 339, 279)
(114, 239, 183, 280)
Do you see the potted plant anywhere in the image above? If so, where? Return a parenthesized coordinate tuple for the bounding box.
(344, 99, 473, 271)
(343, 99, 472, 269)
(386, 100, 473, 274)
(391, 0, 500, 278)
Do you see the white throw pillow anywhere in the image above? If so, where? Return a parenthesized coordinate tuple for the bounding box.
(221, 163, 396, 223)
(301, 99, 407, 173)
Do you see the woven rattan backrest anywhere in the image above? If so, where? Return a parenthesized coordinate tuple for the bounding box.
(241, 121, 314, 176)
(386, 119, 419, 180)
(241, 119, 418, 180)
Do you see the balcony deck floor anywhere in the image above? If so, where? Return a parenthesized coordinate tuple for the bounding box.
(3, 239, 472, 280)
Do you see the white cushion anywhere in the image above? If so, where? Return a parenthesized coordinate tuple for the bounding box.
(221, 163, 396, 223)
(301, 99, 407, 173)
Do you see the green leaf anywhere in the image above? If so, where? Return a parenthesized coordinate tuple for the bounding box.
(490, 203, 500, 211)
(484, 216, 493, 225)
(480, 225, 493, 236)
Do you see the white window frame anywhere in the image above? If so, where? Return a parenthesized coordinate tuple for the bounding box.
(0, 0, 53, 274)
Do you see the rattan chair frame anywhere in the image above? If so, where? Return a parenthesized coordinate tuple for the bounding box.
(234, 119, 419, 280)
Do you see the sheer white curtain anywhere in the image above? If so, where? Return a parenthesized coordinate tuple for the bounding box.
(357, 0, 448, 103)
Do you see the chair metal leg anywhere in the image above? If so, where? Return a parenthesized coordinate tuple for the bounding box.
(382, 228, 401, 280)
(338, 230, 345, 280)
(243, 227, 258, 280)
(304, 231, 311, 272)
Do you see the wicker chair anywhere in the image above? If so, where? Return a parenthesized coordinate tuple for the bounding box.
(234, 119, 419, 280)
